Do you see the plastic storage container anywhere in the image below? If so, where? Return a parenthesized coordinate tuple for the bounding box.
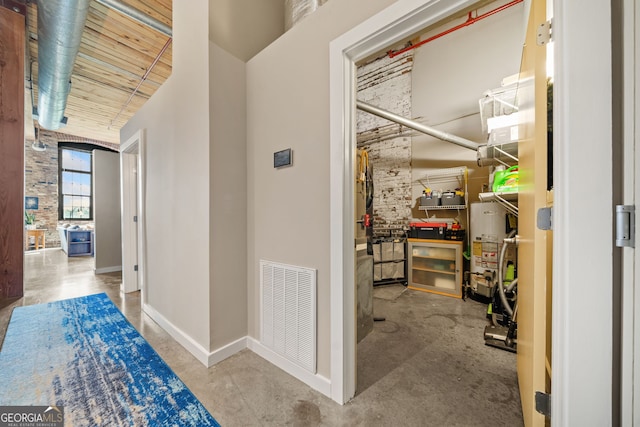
(441, 191, 463, 206)
(420, 195, 440, 207)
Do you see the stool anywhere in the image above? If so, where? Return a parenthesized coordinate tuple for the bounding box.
(25, 229, 46, 250)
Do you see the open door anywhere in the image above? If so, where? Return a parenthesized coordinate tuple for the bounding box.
(121, 150, 139, 293)
(516, 0, 551, 425)
(0, 5, 25, 304)
(120, 130, 145, 296)
(355, 149, 374, 346)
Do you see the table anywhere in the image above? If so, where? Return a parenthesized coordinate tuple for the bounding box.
(25, 228, 46, 250)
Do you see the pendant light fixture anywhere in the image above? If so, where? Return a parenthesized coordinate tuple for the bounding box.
(31, 127, 47, 152)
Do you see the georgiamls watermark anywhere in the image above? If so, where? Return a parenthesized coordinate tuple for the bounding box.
(0, 406, 63, 427)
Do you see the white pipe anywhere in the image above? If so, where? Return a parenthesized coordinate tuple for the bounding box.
(95, 0, 172, 37)
(356, 100, 480, 151)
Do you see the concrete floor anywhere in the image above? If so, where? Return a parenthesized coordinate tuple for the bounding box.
(1, 249, 523, 426)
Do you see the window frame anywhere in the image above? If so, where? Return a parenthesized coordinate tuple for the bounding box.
(58, 146, 93, 221)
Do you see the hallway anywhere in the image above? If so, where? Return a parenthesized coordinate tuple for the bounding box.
(0, 249, 522, 426)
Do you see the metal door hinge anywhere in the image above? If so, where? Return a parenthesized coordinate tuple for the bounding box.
(616, 205, 635, 248)
(134, 264, 138, 272)
(537, 207, 552, 230)
(133, 215, 138, 222)
(537, 20, 552, 46)
(535, 391, 551, 417)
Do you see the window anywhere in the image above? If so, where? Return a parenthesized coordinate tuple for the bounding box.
(59, 148, 92, 220)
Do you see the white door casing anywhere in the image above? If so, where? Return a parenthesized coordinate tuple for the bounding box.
(120, 151, 138, 293)
(634, 0, 640, 420)
(120, 130, 147, 302)
(552, 0, 613, 424)
(330, 0, 504, 404)
(620, 0, 639, 424)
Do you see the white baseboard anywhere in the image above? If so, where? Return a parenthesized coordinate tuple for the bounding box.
(247, 337, 331, 399)
(142, 303, 247, 368)
(24, 247, 63, 255)
(142, 303, 211, 366)
(95, 265, 122, 274)
(208, 337, 247, 366)
(137, 306, 331, 398)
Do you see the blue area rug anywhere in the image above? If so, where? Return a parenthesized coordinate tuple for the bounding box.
(0, 293, 220, 426)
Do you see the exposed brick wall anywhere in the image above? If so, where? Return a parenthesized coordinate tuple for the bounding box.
(24, 131, 60, 248)
(24, 130, 115, 249)
(356, 51, 413, 236)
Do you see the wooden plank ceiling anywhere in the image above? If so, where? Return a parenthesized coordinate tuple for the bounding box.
(26, 0, 172, 144)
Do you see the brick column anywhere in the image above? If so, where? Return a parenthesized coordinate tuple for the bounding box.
(356, 51, 413, 235)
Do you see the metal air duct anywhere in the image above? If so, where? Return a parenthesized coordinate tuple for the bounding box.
(285, 0, 328, 30)
(36, 0, 91, 130)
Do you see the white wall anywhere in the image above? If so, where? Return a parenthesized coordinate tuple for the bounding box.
(209, 41, 248, 349)
(93, 150, 122, 273)
(246, 0, 397, 380)
(411, 0, 525, 205)
(121, 0, 212, 354)
(209, 0, 284, 61)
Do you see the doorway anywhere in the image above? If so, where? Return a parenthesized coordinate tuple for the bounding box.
(120, 130, 146, 301)
(330, 0, 502, 404)
(351, 0, 526, 418)
(330, 0, 616, 423)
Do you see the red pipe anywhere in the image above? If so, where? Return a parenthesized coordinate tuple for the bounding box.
(388, 0, 524, 58)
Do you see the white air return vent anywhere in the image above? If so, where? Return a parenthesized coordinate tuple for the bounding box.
(260, 260, 317, 374)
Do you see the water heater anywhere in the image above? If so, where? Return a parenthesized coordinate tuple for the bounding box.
(469, 202, 516, 297)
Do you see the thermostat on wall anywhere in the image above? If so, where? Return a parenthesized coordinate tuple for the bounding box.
(274, 148, 292, 168)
